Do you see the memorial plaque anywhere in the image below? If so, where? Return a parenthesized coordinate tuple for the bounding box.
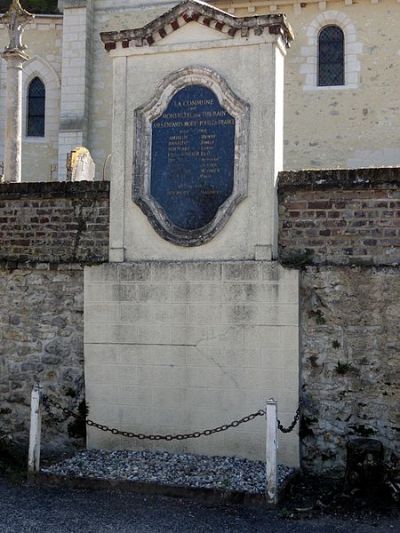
(151, 85, 235, 231)
(134, 67, 249, 246)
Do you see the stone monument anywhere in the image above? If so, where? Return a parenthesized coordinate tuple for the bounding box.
(67, 146, 95, 182)
(85, 0, 299, 465)
(1, 0, 34, 183)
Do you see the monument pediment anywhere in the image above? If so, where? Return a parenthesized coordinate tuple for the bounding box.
(100, 0, 293, 51)
(154, 20, 229, 46)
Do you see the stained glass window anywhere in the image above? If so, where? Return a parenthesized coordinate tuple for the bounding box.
(27, 77, 45, 137)
(318, 25, 344, 87)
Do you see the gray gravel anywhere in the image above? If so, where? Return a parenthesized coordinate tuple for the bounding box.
(42, 449, 293, 494)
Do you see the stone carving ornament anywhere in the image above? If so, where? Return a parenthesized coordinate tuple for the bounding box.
(3, 0, 33, 53)
(133, 66, 250, 246)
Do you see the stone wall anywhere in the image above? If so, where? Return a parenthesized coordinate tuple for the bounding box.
(0, 182, 109, 455)
(279, 167, 400, 474)
(0, 265, 84, 454)
(301, 265, 400, 474)
(0, 181, 109, 263)
(3, 168, 400, 473)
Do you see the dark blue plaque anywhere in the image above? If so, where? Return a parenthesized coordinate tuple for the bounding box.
(150, 85, 235, 231)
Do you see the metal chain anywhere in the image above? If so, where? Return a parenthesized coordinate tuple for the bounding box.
(42, 394, 265, 440)
(277, 404, 301, 434)
(89, 409, 266, 441)
(42, 395, 72, 424)
(42, 394, 301, 439)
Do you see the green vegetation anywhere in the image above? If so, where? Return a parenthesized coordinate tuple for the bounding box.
(308, 308, 326, 325)
(0, 1, 59, 14)
(68, 400, 89, 440)
(280, 248, 314, 268)
(335, 361, 355, 375)
(349, 424, 377, 437)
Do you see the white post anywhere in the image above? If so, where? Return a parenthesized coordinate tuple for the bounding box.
(28, 382, 42, 475)
(266, 398, 278, 506)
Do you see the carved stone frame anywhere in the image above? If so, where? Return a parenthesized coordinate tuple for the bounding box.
(133, 66, 250, 247)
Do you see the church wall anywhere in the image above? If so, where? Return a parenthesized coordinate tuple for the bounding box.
(279, 167, 400, 474)
(89, 0, 400, 177)
(0, 15, 63, 181)
(283, 0, 400, 170)
(0, 1, 397, 181)
(206, 0, 400, 170)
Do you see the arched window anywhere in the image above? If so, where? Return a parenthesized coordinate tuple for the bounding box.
(27, 77, 45, 137)
(318, 25, 344, 87)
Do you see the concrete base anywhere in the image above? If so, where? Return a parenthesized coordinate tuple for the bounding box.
(36, 469, 298, 507)
(84, 260, 299, 466)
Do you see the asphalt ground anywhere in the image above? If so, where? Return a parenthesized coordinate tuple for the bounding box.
(1, 477, 400, 533)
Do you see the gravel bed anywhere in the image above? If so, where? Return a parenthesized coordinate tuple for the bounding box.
(42, 449, 294, 494)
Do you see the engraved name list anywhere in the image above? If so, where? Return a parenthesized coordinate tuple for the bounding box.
(151, 85, 235, 231)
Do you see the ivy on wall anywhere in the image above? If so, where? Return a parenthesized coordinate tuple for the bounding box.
(0, 1, 59, 14)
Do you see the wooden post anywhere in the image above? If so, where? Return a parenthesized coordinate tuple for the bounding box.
(28, 382, 42, 475)
(266, 398, 278, 506)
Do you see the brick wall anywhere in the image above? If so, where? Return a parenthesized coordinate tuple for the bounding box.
(278, 167, 400, 266)
(0, 181, 110, 264)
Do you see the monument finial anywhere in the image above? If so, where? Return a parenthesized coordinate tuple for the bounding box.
(2, 0, 34, 53)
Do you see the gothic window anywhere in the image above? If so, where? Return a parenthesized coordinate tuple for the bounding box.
(318, 25, 344, 87)
(27, 77, 45, 137)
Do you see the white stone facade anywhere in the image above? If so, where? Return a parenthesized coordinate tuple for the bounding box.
(0, 13, 63, 181)
(300, 10, 362, 90)
(23, 56, 61, 146)
(57, 1, 93, 181)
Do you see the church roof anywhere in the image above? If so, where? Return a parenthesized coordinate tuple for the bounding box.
(100, 0, 293, 51)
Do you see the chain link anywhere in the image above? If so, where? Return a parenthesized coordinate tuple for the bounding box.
(42, 395, 72, 424)
(42, 394, 301, 439)
(277, 405, 301, 434)
(42, 394, 265, 440)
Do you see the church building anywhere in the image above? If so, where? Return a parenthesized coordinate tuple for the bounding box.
(0, 0, 398, 182)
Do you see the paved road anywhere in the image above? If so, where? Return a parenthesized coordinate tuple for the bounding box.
(0, 478, 399, 533)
